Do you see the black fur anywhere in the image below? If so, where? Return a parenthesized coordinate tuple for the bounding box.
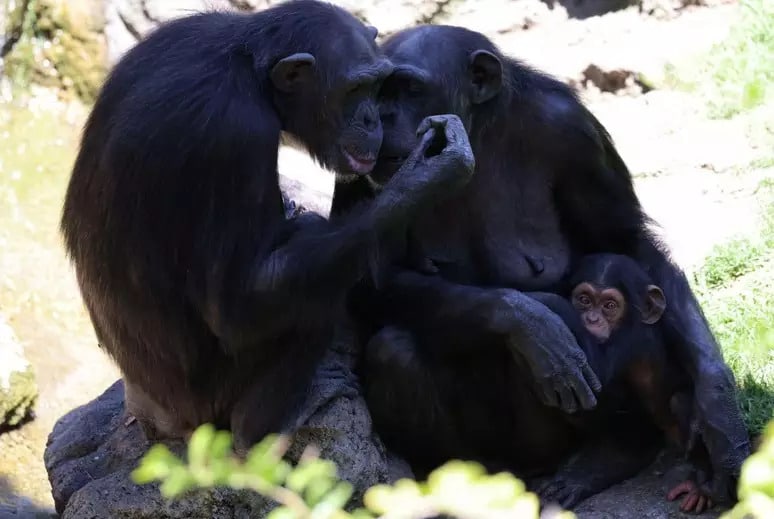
(332, 25, 749, 504)
(60, 2, 473, 451)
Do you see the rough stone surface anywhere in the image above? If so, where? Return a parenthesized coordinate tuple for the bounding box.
(44, 326, 406, 519)
(573, 451, 724, 518)
(0, 313, 37, 430)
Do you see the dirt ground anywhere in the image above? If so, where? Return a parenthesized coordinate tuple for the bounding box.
(0, 2, 771, 517)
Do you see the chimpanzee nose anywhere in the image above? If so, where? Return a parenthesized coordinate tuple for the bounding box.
(586, 314, 600, 324)
(363, 110, 378, 131)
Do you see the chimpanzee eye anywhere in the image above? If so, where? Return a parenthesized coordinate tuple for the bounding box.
(603, 300, 618, 311)
(406, 79, 424, 95)
(577, 294, 591, 306)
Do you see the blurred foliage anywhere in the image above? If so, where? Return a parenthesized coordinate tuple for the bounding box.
(3, 0, 106, 102)
(132, 424, 575, 519)
(721, 419, 774, 519)
(665, 0, 774, 118)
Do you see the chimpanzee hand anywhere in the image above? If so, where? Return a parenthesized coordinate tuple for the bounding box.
(382, 114, 475, 209)
(496, 290, 602, 412)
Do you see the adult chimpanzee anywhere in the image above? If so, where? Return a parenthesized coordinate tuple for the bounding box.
(332, 24, 750, 504)
(532, 254, 715, 512)
(60, 0, 476, 452)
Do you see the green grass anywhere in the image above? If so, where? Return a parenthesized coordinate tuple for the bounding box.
(693, 180, 774, 434)
(664, 0, 774, 119)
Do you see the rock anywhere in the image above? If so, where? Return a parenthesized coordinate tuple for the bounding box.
(0, 314, 37, 430)
(2, 0, 107, 102)
(577, 63, 654, 96)
(44, 326, 406, 518)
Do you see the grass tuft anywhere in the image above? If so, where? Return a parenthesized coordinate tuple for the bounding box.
(693, 181, 774, 434)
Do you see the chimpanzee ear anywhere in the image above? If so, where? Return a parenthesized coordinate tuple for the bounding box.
(468, 50, 502, 104)
(270, 53, 316, 92)
(641, 285, 666, 325)
(366, 25, 379, 41)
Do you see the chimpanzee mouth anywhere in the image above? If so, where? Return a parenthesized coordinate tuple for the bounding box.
(341, 146, 376, 174)
(380, 155, 408, 165)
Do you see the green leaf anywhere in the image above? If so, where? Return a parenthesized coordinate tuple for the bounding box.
(159, 466, 196, 498)
(131, 444, 179, 484)
(266, 506, 299, 519)
(349, 508, 375, 519)
(211, 429, 234, 460)
(312, 481, 353, 513)
(188, 423, 216, 469)
(286, 459, 337, 494)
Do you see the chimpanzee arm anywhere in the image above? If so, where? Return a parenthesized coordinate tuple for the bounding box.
(197, 115, 475, 350)
(549, 97, 750, 502)
(635, 238, 750, 502)
(354, 270, 602, 412)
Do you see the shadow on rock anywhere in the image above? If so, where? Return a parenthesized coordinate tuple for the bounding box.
(0, 475, 56, 518)
(571, 449, 728, 518)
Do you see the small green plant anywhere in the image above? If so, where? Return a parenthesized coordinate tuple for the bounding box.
(132, 424, 574, 519)
(721, 418, 774, 519)
(663, 0, 774, 119)
(691, 180, 774, 434)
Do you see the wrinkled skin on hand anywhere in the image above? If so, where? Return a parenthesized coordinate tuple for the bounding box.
(375, 114, 476, 219)
(498, 290, 602, 413)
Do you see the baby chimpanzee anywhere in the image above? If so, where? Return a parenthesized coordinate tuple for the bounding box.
(538, 253, 714, 513)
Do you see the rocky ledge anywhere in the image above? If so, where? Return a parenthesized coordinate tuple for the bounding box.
(43, 328, 410, 518)
(44, 328, 723, 519)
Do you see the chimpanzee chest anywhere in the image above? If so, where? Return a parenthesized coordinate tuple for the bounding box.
(409, 171, 571, 289)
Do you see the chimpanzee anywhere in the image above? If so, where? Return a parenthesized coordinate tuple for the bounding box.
(332, 24, 749, 504)
(532, 254, 715, 512)
(60, 0, 476, 452)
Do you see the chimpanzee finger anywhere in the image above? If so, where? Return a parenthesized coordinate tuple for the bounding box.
(569, 374, 598, 411)
(538, 482, 563, 502)
(667, 480, 693, 501)
(556, 383, 578, 414)
(416, 115, 449, 137)
(407, 127, 438, 162)
(583, 362, 603, 393)
(695, 495, 707, 514)
(538, 382, 559, 408)
(435, 114, 469, 148)
(681, 493, 699, 512)
(559, 488, 584, 509)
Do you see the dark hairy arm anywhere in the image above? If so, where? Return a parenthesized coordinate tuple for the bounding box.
(202, 115, 476, 349)
(352, 262, 602, 412)
(550, 96, 750, 502)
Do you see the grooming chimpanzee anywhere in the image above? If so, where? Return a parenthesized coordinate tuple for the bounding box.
(332, 24, 749, 504)
(532, 254, 715, 512)
(60, 0, 475, 452)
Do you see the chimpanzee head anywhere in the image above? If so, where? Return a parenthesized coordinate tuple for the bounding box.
(370, 25, 504, 184)
(258, 1, 393, 177)
(568, 254, 666, 343)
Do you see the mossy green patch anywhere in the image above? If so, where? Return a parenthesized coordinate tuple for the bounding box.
(4, 0, 107, 103)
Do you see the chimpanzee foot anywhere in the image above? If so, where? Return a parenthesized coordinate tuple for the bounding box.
(536, 474, 593, 509)
(667, 479, 714, 514)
